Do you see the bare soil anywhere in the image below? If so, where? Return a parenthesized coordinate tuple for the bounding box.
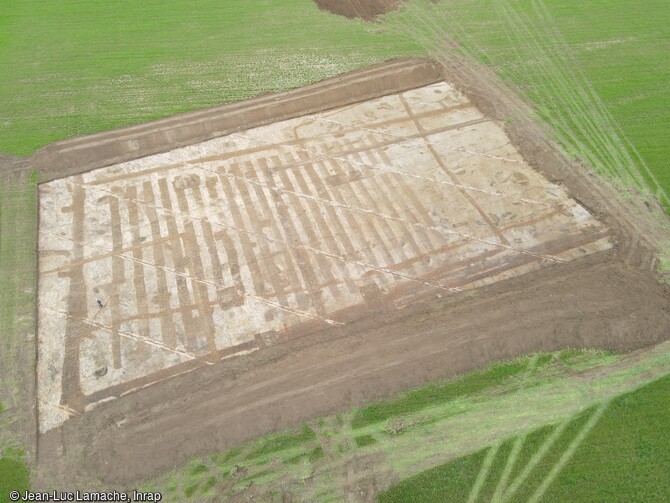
(314, 0, 402, 20)
(28, 58, 670, 488)
(35, 79, 612, 433)
(37, 256, 670, 486)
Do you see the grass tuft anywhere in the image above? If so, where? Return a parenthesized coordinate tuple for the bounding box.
(354, 434, 378, 448)
(247, 425, 317, 460)
(0, 447, 30, 500)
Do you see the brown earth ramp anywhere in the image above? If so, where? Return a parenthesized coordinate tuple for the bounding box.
(32, 58, 670, 487)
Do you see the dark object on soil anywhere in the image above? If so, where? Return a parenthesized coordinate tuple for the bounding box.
(94, 366, 108, 378)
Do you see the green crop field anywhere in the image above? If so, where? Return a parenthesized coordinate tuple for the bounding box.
(379, 373, 670, 503)
(0, 171, 37, 502)
(0, 171, 37, 416)
(381, 0, 670, 207)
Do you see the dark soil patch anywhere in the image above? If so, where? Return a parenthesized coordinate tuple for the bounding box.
(314, 0, 403, 20)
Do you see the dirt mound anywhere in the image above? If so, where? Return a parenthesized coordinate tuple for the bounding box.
(314, 0, 402, 20)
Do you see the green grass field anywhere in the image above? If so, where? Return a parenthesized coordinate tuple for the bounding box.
(381, 0, 670, 207)
(1, 0, 668, 207)
(0, 0, 420, 156)
(349, 352, 610, 430)
(378, 373, 670, 503)
(0, 447, 30, 503)
(0, 172, 37, 502)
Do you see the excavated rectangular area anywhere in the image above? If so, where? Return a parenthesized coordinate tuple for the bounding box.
(37, 82, 612, 433)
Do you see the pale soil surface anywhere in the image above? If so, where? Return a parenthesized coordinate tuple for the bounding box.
(36, 82, 611, 433)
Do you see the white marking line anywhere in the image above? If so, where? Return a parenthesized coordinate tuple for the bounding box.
(225, 133, 567, 264)
(195, 160, 566, 264)
(319, 115, 523, 164)
(64, 178, 464, 295)
(38, 397, 79, 419)
(42, 303, 205, 363)
(231, 124, 561, 211)
(41, 225, 344, 328)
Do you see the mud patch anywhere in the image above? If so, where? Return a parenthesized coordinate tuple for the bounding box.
(314, 0, 402, 20)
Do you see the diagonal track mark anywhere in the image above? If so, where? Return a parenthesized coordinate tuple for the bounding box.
(526, 401, 609, 503)
(222, 133, 568, 264)
(491, 434, 526, 503)
(466, 441, 501, 503)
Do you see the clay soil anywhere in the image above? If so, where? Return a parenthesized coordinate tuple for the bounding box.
(26, 57, 670, 489)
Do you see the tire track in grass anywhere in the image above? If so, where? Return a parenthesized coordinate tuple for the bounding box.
(465, 441, 500, 503)
(388, 2, 622, 181)
(516, 1, 641, 185)
(494, 414, 571, 503)
(491, 3, 616, 173)
(488, 1, 633, 183)
(494, 2, 631, 183)
(490, 434, 525, 503)
(531, 0, 669, 208)
(382, 0, 668, 211)
(526, 400, 609, 503)
(509, 2, 659, 201)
